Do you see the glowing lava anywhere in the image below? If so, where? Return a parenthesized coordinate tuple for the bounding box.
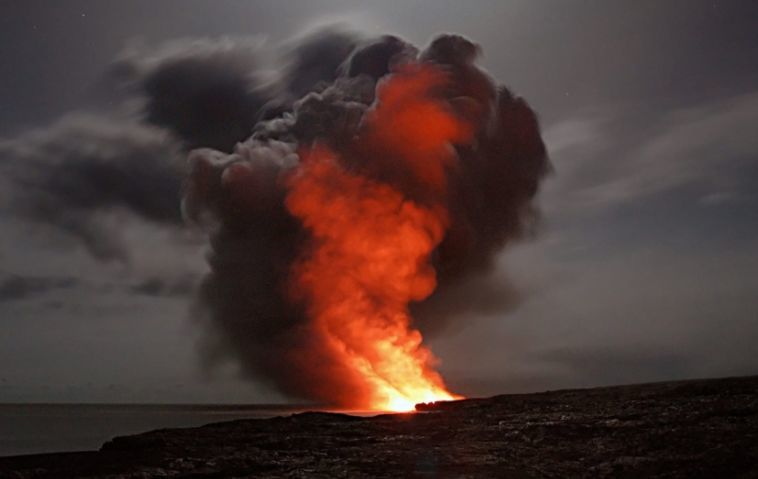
(285, 64, 471, 411)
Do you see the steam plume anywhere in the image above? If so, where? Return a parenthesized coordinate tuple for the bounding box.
(184, 32, 549, 408)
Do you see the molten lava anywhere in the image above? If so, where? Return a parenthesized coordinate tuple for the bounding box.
(284, 64, 471, 411)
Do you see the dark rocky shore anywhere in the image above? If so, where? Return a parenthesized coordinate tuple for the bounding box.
(1, 376, 757, 478)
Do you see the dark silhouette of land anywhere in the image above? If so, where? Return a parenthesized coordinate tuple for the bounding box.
(1, 376, 756, 478)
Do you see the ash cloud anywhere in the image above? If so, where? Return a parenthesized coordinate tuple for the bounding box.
(1, 27, 548, 404)
(186, 31, 549, 403)
(282, 28, 361, 100)
(0, 273, 79, 303)
(112, 37, 269, 153)
(0, 113, 183, 262)
(113, 29, 362, 153)
(1, 36, 283, 263)
(129, 275, 197, 298)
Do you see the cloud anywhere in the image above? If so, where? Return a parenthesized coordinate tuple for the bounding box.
(0, 113, 183, 262)
(280, 27, 361, 99)
(112, 36, 271, 152)
(111, 28, 361, 153)
(184, 32, 549, 405)
(543, 91, 758, 213)
(0, 273, 79, 303)
(129, 275, 197, 298)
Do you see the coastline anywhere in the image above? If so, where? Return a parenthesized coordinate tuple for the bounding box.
(1, 376, 756, 478)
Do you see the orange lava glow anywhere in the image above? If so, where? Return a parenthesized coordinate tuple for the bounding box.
(285, 64, 471, 411)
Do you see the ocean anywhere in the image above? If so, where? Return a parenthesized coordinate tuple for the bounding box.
(0, 403, 310, 457)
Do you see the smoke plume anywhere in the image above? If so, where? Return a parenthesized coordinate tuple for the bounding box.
(183, 32, 549, 408)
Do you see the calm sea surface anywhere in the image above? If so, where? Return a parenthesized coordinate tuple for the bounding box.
(0, 403, 311, 457)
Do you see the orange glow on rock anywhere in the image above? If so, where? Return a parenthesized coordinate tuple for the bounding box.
(284, 63, 469, 411)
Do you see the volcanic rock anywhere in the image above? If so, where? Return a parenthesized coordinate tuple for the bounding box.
(1, 376, 757, 478)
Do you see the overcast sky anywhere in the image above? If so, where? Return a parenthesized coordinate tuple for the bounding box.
(1, 0, 757, 403)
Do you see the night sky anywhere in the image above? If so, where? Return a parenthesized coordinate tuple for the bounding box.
(1, 0, 757, 403)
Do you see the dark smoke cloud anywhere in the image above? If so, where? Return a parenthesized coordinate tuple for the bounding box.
(0, 30, 360, 266)
(0, 113, 182, 262)
(1, 28, 547, 403)
(398, 35, 550, 332)
(185, 31, 549, 403)
(112, 37, 271, 152)
(0, 273, 79, 303)
(129, 275, 197, 298)
(282, 28, 361, 100)
(113, 29, 362, 153)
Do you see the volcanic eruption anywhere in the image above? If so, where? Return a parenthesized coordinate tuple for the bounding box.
(183, 32, 549, 411)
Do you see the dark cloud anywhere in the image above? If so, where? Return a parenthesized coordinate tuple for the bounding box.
(129, 275, 197, 298)
(345, 35, 417, 80)
(0, 113, 183, 262)
(112, 37, 271, 152)
(185, 31, 549, 405)
(0, 273, 79, 303)
(283, 27, 361, 99)
(111, 30, 363, 154)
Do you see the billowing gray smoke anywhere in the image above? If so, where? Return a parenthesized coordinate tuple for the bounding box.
(178, 30, 549, 405)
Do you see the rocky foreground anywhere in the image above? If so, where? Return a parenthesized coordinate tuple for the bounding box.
(1, 376, 757, 478)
